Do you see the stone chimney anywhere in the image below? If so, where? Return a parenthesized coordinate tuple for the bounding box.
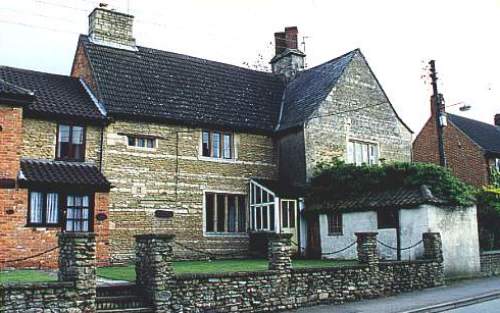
(270, 26, 305, 81)
(88, 5, 136, 49)
(495, 114, 500, 126)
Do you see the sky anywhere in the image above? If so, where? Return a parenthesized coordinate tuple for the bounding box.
(0, 0, 499, 134)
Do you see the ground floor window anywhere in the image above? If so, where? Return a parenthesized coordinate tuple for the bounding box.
(205, 192, 246, 234)
(27, 190, 93, 231)
(327, 213, 343, 235)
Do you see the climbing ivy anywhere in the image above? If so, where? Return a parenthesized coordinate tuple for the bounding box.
(476, 186, 500, 250)
(309, 160, 475, 207)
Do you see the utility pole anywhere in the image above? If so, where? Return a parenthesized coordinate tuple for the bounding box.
(429, 60, 447, 167)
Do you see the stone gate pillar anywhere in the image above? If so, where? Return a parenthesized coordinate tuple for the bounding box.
(267, 233, 293, 271)
(135, 234, 175, 313)
(423, 232, 443, 261)
(58, 232, 97, 312)
(355, 232, 379, 266)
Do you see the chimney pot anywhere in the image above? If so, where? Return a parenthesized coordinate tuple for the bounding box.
(270, 26, 305, 81)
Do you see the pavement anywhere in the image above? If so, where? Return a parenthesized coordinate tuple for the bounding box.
(286, 276, 500, 313)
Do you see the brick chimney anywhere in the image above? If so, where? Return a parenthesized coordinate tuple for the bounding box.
(495, 114, 500, 126)
(270, 26, 305, 81)
(88, 5, 136, 49)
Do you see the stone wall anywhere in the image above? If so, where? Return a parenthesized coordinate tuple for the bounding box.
(480, 250, 500, 276)
(304, 52, 412, 180)
(102, 120, 278, 262)
(136, 232, 444, 313)
(1, 232, 97, 313)
(88, 7, 136, 48)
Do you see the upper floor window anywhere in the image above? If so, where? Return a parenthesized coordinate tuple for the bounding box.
(205, 192, 246, 234)
(347, 140, 378, 165)
(202, 130, 233, 159)
(327, 213, 343, 235)
(128, 135, 156, 149)
(57, 125, 85, 161)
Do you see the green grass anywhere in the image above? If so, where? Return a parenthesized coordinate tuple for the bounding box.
(97, 259, 357, 282)
(0, 270, 56, 283)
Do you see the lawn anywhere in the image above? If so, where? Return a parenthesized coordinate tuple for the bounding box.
(97, 259, 357, 282)
(0, 269, 56, 283)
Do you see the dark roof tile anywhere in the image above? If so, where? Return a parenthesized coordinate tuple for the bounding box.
(448, 113, 500, 154)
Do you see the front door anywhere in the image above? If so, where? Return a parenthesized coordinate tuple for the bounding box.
(281, 199, 298, 251)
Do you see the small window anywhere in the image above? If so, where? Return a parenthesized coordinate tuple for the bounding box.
(347, 140, 378, 165)
(57, 125, 85, 161)
(66, 195, 91, 232)
(205, 192, 246, 234)
(327, 213, 343, 235)
(28, 191, 59, 226)
(377, 210, 398, 229)
(201, 130, 234, 159)
(127, 135, 155, 148)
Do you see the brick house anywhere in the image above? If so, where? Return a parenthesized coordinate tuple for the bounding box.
(0, 67, 111, 268)
(0, 6, 413, 265)
(413, 98, 500, 187)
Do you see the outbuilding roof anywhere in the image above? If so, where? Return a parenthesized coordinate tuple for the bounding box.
(252, 178, 306, 198)
(308, 185, 447, 214)
(19, 159, 111, 192)
(0, 66, 105, 124)
(448, 113, 500, 155)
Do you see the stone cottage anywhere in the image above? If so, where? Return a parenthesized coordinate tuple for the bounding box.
(413, 97, 500, 187)
(0, 67, 111, 268)
(0, 6, 413, 265)
(309, 185, 480, 277)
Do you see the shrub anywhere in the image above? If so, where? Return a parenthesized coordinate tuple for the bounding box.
(476, 186, 500, 250)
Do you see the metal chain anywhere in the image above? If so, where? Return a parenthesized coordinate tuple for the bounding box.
(1, 246, 59, 264)
(173, 240, 244, 258)
(376, 239, 423, 251)
(321, 241, 357, 256)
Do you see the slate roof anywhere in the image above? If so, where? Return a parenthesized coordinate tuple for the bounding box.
(0, 66, 105, 123)
(448, 113, 500, 155)
(252, 178, 306, 198)
(277, 50, 357, 130)
(308, 185, 447, 213)
(19, 159, 111, 192)
(79, 35, 285, 133)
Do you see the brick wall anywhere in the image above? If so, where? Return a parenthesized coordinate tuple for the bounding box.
(413, 116, 489, 187)
(304, 52, 412, 179)
(0, 105, 22, 180)
(71, 42, 98, 92)
(103, 120, 278, 262)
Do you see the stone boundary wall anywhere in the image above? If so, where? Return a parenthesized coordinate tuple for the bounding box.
(480, 250, 500, 276)
(137, 232, 445, 313)
(0, 233, 96, 313)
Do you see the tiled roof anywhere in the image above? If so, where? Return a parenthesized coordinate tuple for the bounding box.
(308, 185, 446, 213)
(19, 159, 111, 192)
(0, 78, 34, 96)
(0, 66, 105, 123)
(252, 178, 306, 198)
(277, 50, 357, 131)
(80, 35, 285, 133)
(448, 113, 500, 155)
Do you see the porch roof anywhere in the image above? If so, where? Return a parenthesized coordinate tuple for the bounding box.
(252, 178, 305, 199)
(307, 185, 447, 214)
(18, 159, 111, 192)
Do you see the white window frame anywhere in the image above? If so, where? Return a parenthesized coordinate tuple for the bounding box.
(347, 139, 379, 165)
(126, 135, 157, 150)
(199, 130, 237, 163)
(202, 190, 248, 237)
(249, 180, 279, 233)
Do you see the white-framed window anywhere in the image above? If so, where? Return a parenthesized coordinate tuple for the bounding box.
(127, 135, 156, 149)
(202, 130, 233, 159)
(204, 192, 246, 235)
(249, 183, 276, 231)
(327, 213, 343, 235)
(65, 195, 91, 232)
(347, 140, 379, 165)
(28, 191, 59, 226)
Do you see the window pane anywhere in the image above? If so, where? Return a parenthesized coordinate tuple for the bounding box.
(289, 202, 295, 228)
(255, 186, 261, 204)
(30, 192, 43, 224)
(238, 196, 246, 232)
(269, 204, 275, 231)
(128, 136, 135, 146)
(282, 201, 288, 228)
(46, 193, 59, 224)
(223, 134, 232, 159)
(202, 131, 210, 157)
(228, 195, 236, 232)
(72, 144, 83, 160)
(146, 138, 154, 148)
(216, 194, 225, 232)
(72, 126, 84, 144)
(347, 141, 354, 164)
(361, 143, 368, 164)
(262, 206, 268, 229)
(82, 221, 89, 232)
(256, 207, 262, 229)
(82, 196, 89, 207)
(205, 193, 215, 232)
(212, 133, 221, 158)
(58, 125, 70, 142)
(355, 142, 362, 165)
(137, 138, 145, 147)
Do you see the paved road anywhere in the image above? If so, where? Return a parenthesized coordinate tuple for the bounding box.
(286, 276, 500, 313)
(446, 298, 500, 313)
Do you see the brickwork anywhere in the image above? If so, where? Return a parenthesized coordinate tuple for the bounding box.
(303, 53, 412, 180)
(0, 104, 22, 180)
(102, 120, 278, 262)
(413, 107, 490, 187)
(71, 42, 98, 92)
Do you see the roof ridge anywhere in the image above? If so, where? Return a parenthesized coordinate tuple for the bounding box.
(448, 113, 500, 129)
(299, 48, 358, 72)
(0, 65, 79, 81)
